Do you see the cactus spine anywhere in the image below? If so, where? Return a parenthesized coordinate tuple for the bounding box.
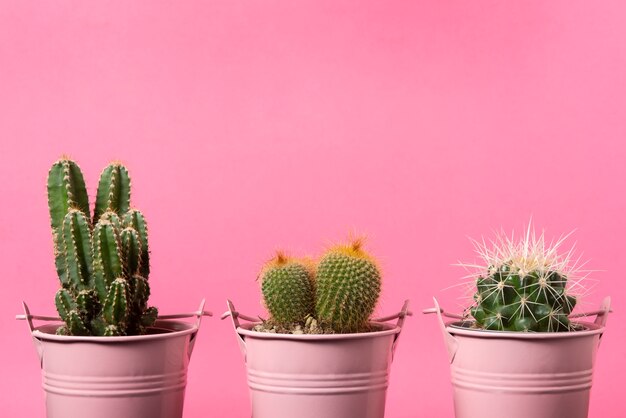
(315, 239, 382, 333)
(260, 253, 315, 324)
(462, 225, 581, 332)
(47, 158, 157, 336)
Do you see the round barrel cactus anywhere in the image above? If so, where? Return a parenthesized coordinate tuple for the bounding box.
(462, 225, 582, 332)
(315, 239, 381, 333)
(260, 253, 315, 324)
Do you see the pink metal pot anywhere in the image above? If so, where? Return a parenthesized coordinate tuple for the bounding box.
(17, 300, 211, 418)
(425, 297, 611, 418)
(222, 300, 411, 418)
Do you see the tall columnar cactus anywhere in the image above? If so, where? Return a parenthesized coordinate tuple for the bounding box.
(259, 253, 315, 324)
(47, 158, 157, 336)
(463, 226, 581, 332)
(315, 239, 382, 333)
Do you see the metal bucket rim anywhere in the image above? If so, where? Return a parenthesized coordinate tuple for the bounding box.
(446, 320, 604, 340)
(236, 321, 400, 341)
(31, 319, 197, 344)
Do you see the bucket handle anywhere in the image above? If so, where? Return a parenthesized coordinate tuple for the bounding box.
(569, 296, 612, 328)
(16, 300, 213, 363)
(221, 300, 412, 362)
(18, 302, 44, 367)
(373, 300, 412, 361)
(220, 300, 259, 361)
(184, 299, 210, 360)
(422, 298, 460, 364)
(423, 296, 613, 362)
(578, 296, 611, 348)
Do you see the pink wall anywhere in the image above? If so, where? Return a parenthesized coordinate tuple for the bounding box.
(1, 1, 625, 417)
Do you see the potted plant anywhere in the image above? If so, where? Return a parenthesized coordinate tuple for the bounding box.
(424, 224, 611, 418)
(17, 158, 210, 418)
(223, 239, 411, 418)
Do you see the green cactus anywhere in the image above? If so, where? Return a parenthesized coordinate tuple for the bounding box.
(123, 209, 150, 277)
(315, 239, 382, 333)
(47, 158, 157, 336)
(94, 163, 131, 223)
(260, 253, 315, 324)
(47, 159, 90, 285)
(464, 227, 579, 332)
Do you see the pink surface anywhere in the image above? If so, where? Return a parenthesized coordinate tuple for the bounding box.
(0, 1, 624, 417)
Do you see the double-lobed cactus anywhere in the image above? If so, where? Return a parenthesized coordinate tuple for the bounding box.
(48, 158, 157, 336)
(464, 227, 580, 332)
(258, 239, 382, 333)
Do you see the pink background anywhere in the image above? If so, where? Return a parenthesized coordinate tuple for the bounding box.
(1, 1, 625, 416)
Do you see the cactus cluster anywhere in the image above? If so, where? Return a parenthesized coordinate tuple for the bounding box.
(462, 226, 582, 332)
(48, 158, 157, 336)
(258, 239, 382, 333)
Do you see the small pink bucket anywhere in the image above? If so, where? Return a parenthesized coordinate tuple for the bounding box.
(223, 300, 411, 418)
(425, 297, 611, 418)
(17, 301, 211, 418)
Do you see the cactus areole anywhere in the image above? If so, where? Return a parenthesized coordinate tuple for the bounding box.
(47, 158, 158, 336)
(460, 224, 586, 332)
